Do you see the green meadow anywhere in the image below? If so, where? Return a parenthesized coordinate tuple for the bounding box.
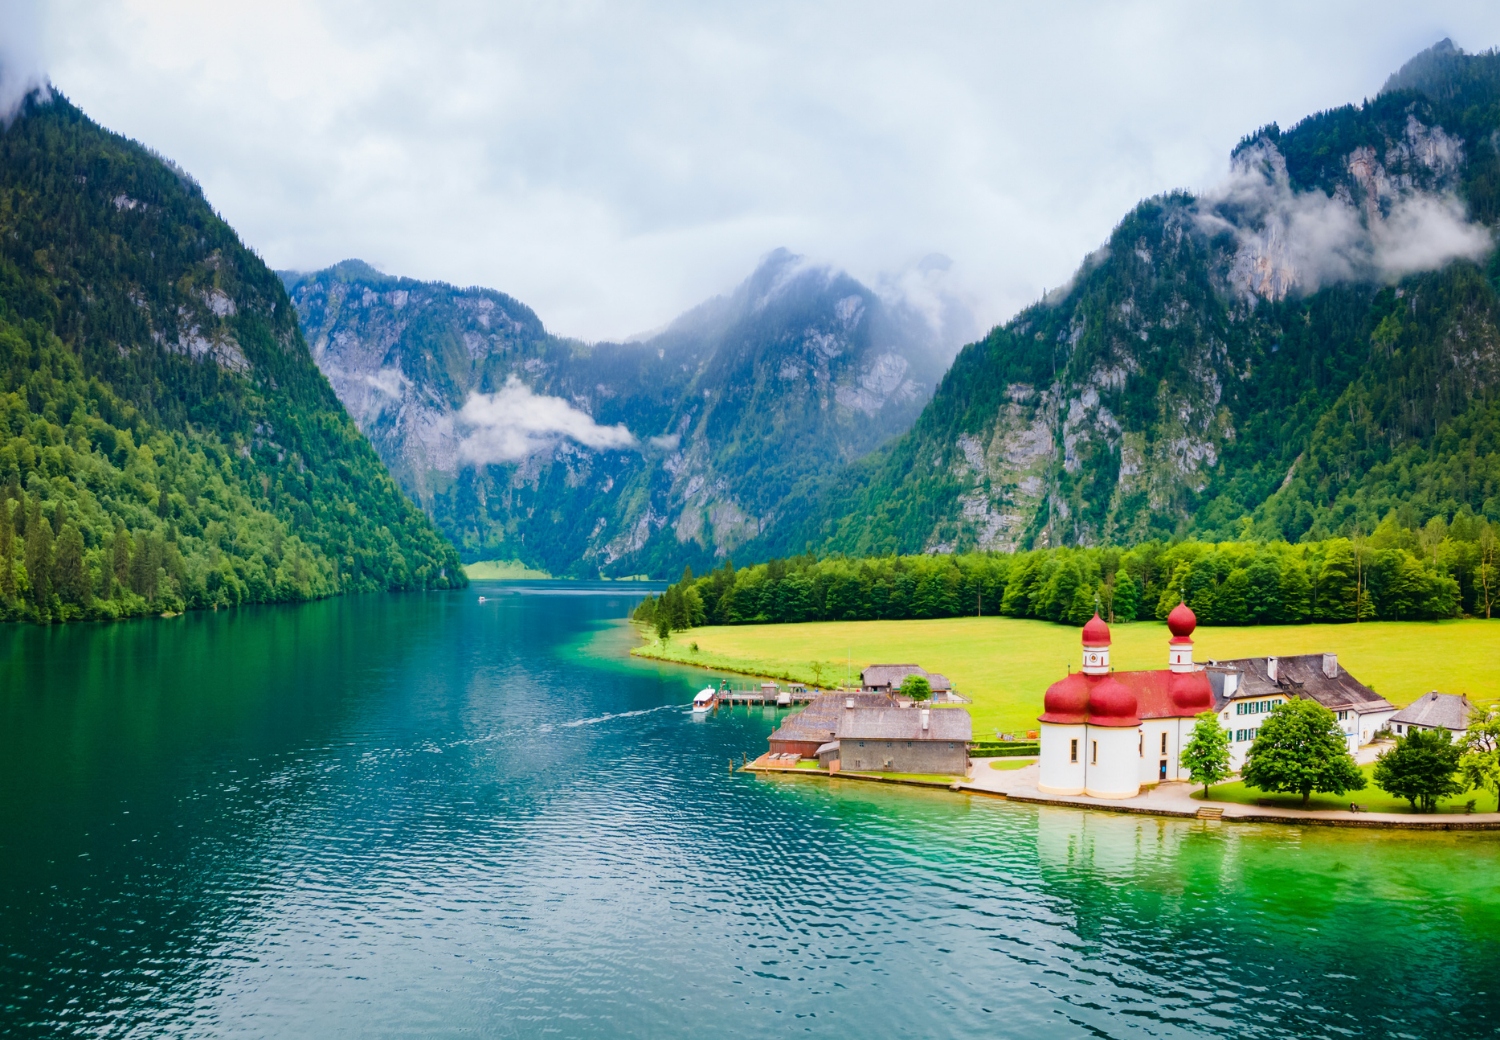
(631, 617, 1500, 737)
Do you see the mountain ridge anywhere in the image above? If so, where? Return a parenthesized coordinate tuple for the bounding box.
(284, 248, 960, 576)
(766, 40, 1500, 561)
(0, 88, 463, 622)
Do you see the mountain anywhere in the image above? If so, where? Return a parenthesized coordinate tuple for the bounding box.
(283, 250, 956, 576)
(0, 90, 463, 622)
(780, 40, 1500, 558)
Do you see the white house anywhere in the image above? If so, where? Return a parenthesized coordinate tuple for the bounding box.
(1204, 654, 1395, 768)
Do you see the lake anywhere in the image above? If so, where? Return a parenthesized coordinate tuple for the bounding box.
(2, 582, 1497, 1038)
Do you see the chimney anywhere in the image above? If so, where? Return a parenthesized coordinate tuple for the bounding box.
(845, 697, 854, 710)
(1323, 653, 1338, 679)
(1267, 657, 1278, 682)
(921, 709, 930, 732)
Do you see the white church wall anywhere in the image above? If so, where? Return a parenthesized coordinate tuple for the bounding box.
(1084, 726, 1140, 799)
(1039, 723, 1086, 795)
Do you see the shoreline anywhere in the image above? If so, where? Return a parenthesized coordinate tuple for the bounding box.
(745, 756, 1500, 831)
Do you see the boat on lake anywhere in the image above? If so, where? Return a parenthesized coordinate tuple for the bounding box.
(692, 687, 717, 713)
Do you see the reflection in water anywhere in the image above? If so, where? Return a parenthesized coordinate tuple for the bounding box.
(1, 584, 1497, 1039)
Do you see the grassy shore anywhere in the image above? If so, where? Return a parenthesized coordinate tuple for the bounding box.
(1195, 763, 1499, 814)
(464, 559, 552, 580)
(631, 616, 1500, 737)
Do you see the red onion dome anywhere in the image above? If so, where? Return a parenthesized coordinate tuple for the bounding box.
(1081, 612, 1111, 647)
(1167, 601, 1197, 641)
(1039, 673, 1090, 724)
(1169, 670, 1213, 713)
(1086, 675, 1140, 727)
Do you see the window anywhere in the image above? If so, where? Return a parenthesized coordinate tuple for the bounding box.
(1139, 734, 1143, 757)
(1091, 741, 1098, 765)
(1160, 733, 1168, 754)
(1070, 739, 1078, 763)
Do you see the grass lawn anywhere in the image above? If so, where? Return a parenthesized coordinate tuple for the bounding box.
(633, 616, 1500, 737)
(1194, 763, 1499, 814)
(986, 757, 1038, 771)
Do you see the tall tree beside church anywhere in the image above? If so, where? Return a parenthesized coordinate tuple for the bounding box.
(1181, 711, 1232, 798)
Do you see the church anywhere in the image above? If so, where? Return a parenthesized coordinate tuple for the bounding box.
(1037, 603, 1214, 798)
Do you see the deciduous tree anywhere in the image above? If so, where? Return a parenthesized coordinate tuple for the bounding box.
(1181, 711, 1231, 797)
(1374, 727, 1464, 812)
(1242, 699, 1366, 808)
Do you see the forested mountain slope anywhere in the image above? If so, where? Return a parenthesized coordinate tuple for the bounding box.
(777, 40, 1500, 559)
(0, 90, 462, 622)
(284, 250, 955, 576)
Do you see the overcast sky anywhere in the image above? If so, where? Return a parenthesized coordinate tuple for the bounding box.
(22, 2, 1500, 341)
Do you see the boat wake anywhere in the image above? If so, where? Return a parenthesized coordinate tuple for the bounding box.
(548, 704, 685, 730)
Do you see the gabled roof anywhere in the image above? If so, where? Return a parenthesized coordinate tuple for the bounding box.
(770, 692, 898, 744)
(1206, 654, 1394, 714)
(860, 664, 952, 692)
(839, 707, 973, 742)
(1390, 691, 1473, 731)
(769, 692, 972, 745)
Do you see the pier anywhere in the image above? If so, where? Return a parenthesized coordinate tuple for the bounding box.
(710, 681, 823, 707)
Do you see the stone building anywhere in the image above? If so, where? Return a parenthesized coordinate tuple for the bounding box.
(767, 691, 972, 774)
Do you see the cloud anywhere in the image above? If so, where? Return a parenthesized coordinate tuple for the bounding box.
(0, 0, 47, 122)
(1198, 137, 1493, 300)
(49, 2, 1500, 341)
(456, 376, 637, 465)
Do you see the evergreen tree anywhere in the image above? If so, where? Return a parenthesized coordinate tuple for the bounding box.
(1111, 571, 1139, 622)
(0, 497, 14, 605)
(1245, 555, 1282, 622)
(1316, 542, 1359, 621)
(1242, 699, 1367, 808)
(1373, 728, 1464, 812)
(112, 523, 132, 593)
(1180, 711, 1232, 797)
(23, 496, 52, 616)
(1279, 557, 1311, 622)
(52, 524, 90, 608)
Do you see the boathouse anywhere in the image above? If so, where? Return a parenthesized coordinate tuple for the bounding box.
(767, 692, 898, 758)
(832, 704, 972, 774)
(767, 691, 973, 773)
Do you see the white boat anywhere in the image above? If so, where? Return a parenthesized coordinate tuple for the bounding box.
(691, 687, 717, 713)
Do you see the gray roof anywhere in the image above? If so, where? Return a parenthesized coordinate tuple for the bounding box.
(1206, 654, 1394, 715)
(1390, 692, 1474, 731)
(769, 692, 972, 745)
(769, 691, 898, 744)
(860, 664, 953, 692)
(838, 706, 973, 742)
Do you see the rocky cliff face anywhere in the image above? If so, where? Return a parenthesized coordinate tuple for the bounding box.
(284, 251, 953, 576)
(784, 41, 1500, 558)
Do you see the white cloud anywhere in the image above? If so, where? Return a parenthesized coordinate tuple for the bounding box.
(456, 376, 637, 465)
(1199, 137, 1493, 301)
(30, 3, 1500, 339)
(0, 0, 47, 121)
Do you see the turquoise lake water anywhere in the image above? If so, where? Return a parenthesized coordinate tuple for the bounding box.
(2, 582, 1497, 1038)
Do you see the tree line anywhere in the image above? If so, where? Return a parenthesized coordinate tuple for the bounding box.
(633, 511, 1499, 633)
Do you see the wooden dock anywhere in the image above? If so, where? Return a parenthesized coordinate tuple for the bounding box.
(711, 682, 824, 707)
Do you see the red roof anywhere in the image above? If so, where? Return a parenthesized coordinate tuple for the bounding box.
(1040, 667, 1213, 726)
(1081, 612, 1110, 646)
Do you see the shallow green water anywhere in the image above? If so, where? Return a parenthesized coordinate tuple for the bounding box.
(2, 583, 1497, 1038)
